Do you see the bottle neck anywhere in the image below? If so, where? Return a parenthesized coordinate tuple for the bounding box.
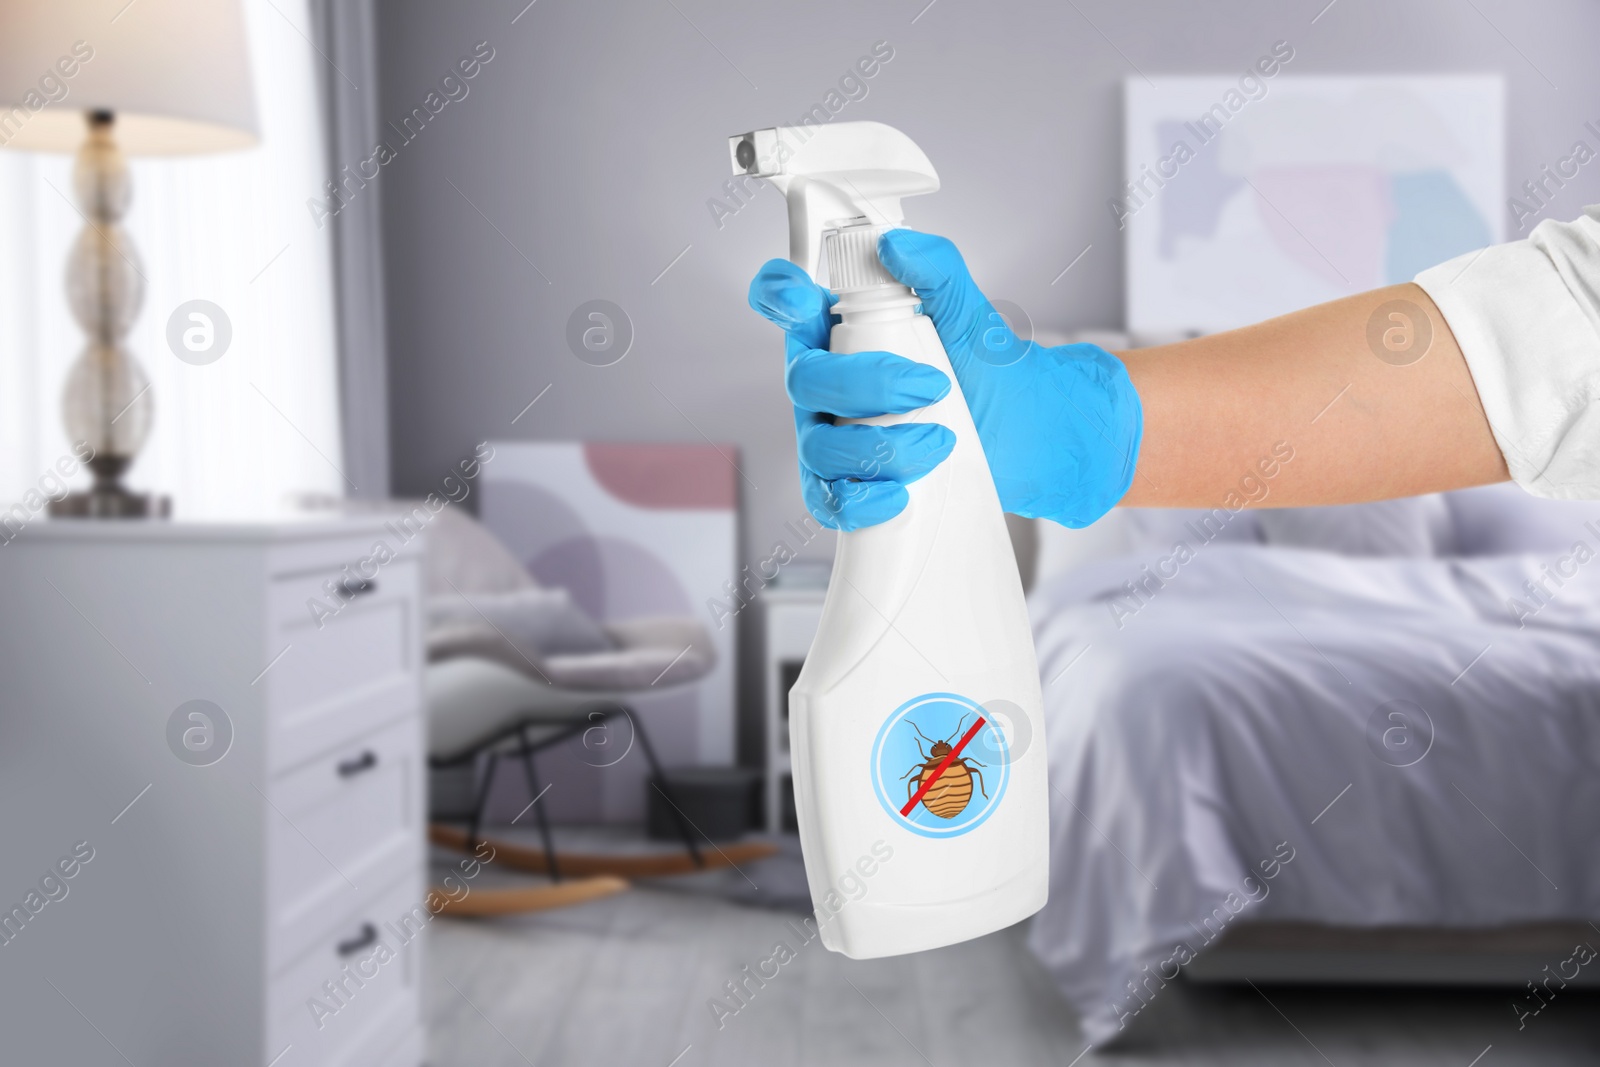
(832, 283, 921, 325)
(824, 219, 920, 324)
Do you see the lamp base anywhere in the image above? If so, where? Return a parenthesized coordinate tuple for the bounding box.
(48, 489, 171, 519)
(47, 454, 170, 520)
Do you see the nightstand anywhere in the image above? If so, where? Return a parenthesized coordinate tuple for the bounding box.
(760, 586, 826, 833)
(0, 515, 425, 1067)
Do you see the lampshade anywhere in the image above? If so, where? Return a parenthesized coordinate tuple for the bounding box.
(0, 0, 257, 155)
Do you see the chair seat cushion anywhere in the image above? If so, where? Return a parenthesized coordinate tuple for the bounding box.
(426, 657, 600, 760)
(543, 642, 712, 690)
(425, 617, 718, 759)
(427, 615, 714, 689)
(429, 587, 614, 657)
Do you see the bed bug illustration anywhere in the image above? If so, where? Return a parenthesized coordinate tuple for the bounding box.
(901, 716, 988, 818)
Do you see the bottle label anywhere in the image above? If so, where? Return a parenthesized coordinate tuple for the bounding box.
(870, 692, 1011, 838)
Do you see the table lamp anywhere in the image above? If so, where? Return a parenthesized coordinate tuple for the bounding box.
(0, 0, 258, 517)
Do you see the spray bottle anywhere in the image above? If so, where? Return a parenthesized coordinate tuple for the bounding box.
(729, 121, 1047, 958)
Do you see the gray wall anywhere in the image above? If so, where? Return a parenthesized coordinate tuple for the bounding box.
(376, 0, 1600, 763)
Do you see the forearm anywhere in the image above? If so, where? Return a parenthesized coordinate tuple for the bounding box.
(1117, 283, 1509, 508)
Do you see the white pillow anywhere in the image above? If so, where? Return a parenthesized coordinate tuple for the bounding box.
(1030, 507, 1263, 590)
(1257, 495, 1453, 557)
(1445, 482, 1600, 555)
(428, 587, 614, 656)
(1032, 510, 1136, 589)
(1120, 507, 1263, 551)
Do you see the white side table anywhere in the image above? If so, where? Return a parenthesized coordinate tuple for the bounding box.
(0, 515, 426, 1067)
(760, 587, 826, 833)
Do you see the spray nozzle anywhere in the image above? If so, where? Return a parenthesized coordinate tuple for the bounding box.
(728, 121, 939, 285)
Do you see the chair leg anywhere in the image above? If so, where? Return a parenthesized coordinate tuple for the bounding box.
(466, 751, 500, 856)
(627, 706, 704, 868)
(516, 730, 561, 882)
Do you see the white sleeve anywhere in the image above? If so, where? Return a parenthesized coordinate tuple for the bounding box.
(1414, 208, 1600, 500)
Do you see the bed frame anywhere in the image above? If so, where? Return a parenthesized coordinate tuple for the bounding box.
(1189, 922, 1600, 987)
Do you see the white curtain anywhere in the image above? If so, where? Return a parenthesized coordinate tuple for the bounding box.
(0, 0, 345, 518)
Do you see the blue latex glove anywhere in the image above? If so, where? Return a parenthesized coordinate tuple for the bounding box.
(749, 229, 1142, 529)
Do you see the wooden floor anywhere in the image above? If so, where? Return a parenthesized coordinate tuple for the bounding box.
(423, 884, 1600, 1067)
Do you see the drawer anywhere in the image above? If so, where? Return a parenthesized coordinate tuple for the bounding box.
(267, 553, 417, 638)
(266, 557, 421, 772)
(266, 875, 424, 1067)
(268, 716, 423, 973)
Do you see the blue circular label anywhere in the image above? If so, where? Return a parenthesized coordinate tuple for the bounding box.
(871, 692, 1010, 838)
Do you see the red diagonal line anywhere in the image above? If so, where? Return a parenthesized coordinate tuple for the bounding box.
(901, 716, 986, 817)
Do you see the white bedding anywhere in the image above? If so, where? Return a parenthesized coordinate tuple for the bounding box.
(1024, 543, 1600, 1043)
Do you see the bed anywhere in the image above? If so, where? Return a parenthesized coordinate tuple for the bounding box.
(1018, 484, 1600, 1043)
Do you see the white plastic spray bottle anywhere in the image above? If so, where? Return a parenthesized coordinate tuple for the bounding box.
(729, 121, 1047, 958)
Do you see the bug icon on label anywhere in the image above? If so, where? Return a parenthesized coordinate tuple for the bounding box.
(870, 692, 1010, 838)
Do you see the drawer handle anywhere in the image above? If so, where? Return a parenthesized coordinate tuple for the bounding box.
(337, 922, 378, 957)
(337, 750, 378, 778)
(338, 576, 377, 599)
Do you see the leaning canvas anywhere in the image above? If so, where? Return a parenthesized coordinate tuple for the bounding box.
(482, 441, 738, 822)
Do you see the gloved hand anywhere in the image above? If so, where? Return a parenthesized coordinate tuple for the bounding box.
(749, 257, 957, 530)
(749, 229, 1142, 530)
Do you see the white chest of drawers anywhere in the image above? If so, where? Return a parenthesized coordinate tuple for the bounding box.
(0, 516, 426, 1066)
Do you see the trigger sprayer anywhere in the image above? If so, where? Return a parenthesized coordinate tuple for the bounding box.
(730, 121, 1048, 958)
